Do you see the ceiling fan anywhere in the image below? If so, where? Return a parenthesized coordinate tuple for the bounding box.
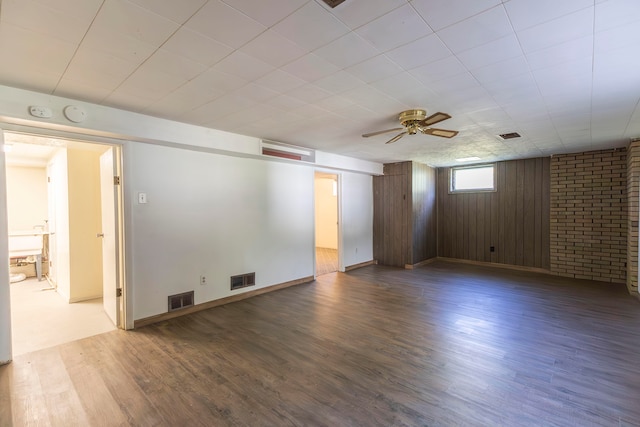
(362, 109, 458, 144)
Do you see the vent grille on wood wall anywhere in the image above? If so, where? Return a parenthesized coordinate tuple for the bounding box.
(231, 273, 255, 290)
(261, 140, 315, 163)
(168, 291, 194, 312)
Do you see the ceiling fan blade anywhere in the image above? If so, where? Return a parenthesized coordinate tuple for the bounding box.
(423, 128, 459, 138)
(362, 127, 404, 138)
(385, 131, 407, 144)
(419, 112, 451, 127)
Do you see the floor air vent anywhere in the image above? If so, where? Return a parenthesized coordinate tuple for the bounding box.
(168, 291, 194, 312)
(231, 273, 255, 290)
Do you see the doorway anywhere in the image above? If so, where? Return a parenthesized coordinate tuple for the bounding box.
(315, 172, 340, 276)
(3, 131, 124, 356)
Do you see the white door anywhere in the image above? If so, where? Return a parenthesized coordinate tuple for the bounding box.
(46, 160, 57, 286)
(99, 147, 119, 326)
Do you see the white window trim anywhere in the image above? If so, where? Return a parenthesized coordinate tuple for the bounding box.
(449, 163, 497, 194)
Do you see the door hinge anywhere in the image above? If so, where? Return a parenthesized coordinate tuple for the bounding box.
(116, 288, 123, 297)
(113, 176, 121, 185)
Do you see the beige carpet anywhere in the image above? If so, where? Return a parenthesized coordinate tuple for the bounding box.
(316, 247, 338, 276)
(9, 277, 116, 356)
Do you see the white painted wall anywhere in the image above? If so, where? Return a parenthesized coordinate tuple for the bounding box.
(315, 178, 338, 249)
(128, 143, 316, 320)
(5, 166, 48, 231)
(341, 172, 374, 268)
(0, 85, 382, 335)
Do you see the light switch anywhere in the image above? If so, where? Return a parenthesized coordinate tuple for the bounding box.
(138, 192, 147, 204)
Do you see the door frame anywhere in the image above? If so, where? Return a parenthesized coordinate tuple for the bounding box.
(1, 126, 128, 332)
(313, 170, 344, 276)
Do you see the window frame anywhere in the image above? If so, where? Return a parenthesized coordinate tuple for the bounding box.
(449, 163, 497, 194)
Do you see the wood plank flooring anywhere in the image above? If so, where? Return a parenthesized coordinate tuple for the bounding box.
(2, 261, 640, 426)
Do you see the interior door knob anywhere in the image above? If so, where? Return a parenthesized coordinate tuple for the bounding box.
(97, 233, 104, 238)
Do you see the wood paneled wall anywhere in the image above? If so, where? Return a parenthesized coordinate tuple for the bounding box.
(412, 162, 437, 263)
(437, 158, 551, 269)
(373, 162, 437, 268)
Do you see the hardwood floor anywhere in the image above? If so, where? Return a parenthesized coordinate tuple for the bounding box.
(2, 261, 639, 426)
(316, 247, 338, 276)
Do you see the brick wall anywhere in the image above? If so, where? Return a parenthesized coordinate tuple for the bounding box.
(626, 142, 640, 294)
(550, 148, 627, 283)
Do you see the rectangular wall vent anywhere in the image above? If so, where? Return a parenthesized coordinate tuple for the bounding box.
(261, 140, 315, 163)
(230, 273, 255, 290)
(168, 291, 194, 312)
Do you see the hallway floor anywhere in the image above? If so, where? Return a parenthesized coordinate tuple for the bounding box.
(9, 278, 116, 356)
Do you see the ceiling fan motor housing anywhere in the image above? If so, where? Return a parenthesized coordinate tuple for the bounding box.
(399, 109, 426, 134)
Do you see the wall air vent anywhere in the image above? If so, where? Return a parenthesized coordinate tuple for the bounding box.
(321, 0, 347, 8)
(261, 140, 315, 163)
(499, 132, 521, 140)
(168, 291, 194, 312)
(231, 273, 255, 291)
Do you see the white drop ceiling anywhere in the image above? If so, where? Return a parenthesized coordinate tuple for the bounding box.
(0, 0, 639, 166)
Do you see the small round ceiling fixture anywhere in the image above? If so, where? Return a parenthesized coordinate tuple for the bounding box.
(63, 105, 87, 123)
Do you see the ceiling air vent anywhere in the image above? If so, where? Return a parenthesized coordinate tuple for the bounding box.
(321, 0, 347, 8)
(261, 140, 315, 163)
(499, 132, 521, 140)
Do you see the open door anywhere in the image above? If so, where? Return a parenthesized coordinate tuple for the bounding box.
(99, 147, 119, 326)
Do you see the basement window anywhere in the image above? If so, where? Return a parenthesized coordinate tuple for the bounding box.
(450, 164, 496, 193)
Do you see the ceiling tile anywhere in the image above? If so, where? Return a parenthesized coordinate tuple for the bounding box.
(254, 70, 306, 94)
(355, 4, 433, 52)
(345, 55, 404, 83)
(128, 0, 207, 24)
(385, 33, 452, 70)
(55, 78, 114, 104)
(595, 0, 640, 32)
(265, 94, 307, 111)
(314, 32, 380, 69)
(115, 64, 188, 102)
(330, 0, 406, 29)
(144, 49, 207, 80)
(91, 0, 179, 46)
(470, 56, 530, 85)
(285, 84, 332, 103)
(412, 0, 502, 31)
(63, 46, 138, 89)
(409, 56, 466, 85)
(525, 35, 593, 71)
(272, 1, 349, 51)
(436, 5, 512, 54)
(185, 0, 266, 49)
(212, 51, 275, 81)
(0, 23, 77, 83)
(370, 73, 436, 108)
(231, 83, 280, 103)
(161, 27, 234, 67)
(220, 0, 307, 27)
(146, 78, 228, 115)
(240, 30, 307, 68)
(342, 86, 408, 114)
(456, 34, 522, 70)
(505, 0, 593, 31)
(313, 71, 365, 95)
(594, 20, 640, 54)
(517, 7, 594, 53)
(281, 53, 340, 82)
(0, 0, 100, 44)
(104, 89, 156, 112)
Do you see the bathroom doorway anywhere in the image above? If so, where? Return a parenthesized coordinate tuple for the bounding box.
(315, 172, 340, 276)
(4, 131, 123, 356)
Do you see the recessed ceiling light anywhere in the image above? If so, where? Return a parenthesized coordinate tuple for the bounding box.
(455, 156, 480, 162)
(499, 132, 521, 140)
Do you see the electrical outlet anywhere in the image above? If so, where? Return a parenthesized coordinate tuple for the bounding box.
(200, 275, 206, 286)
